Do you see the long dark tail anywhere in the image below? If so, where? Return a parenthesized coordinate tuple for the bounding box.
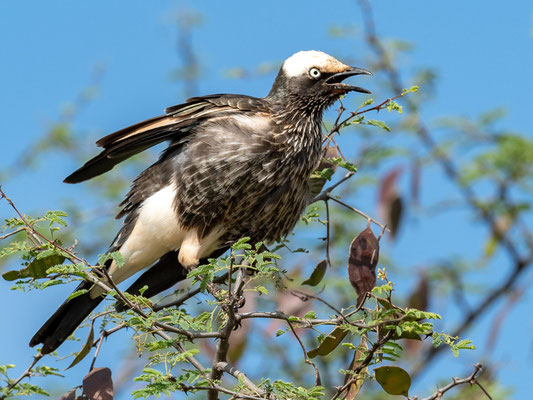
(29, 280, 105, 354)
(30, 247, 229, 354)
(29, 251, 187, 354)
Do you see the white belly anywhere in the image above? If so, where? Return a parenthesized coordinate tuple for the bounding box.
(90, 184, 224, 298)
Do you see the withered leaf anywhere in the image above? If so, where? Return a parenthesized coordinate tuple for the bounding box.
(307, 326, 348, 358)
(388, 195, 403, 238)
(302, 259, 328, 286)
(83, 367, 114, 400)
(407, 271, 429, 312)
(2, 254, 65, 281)
(59, 388, 77, 400)
(344, 335, 368, 399)
(66, 323, 94, 370)
(378, 167, 404, 240)
(374, 365, 411, 397)
(348, 227, 379, 305)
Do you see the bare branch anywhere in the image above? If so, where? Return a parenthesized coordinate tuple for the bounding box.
(0, 354, 44, 400)
(328, 194, 389, 231)
(413, 363, 491, 400)
(354, 0, 533, 378)
(215, 362, 266, 397)
(287, 320, 321, 386)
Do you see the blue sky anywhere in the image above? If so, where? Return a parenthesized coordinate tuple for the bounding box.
(1, 1, 532, 399)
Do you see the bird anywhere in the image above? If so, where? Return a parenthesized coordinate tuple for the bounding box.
(30, 50, 371, 354)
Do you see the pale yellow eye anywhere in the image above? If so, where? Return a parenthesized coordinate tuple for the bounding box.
(309, 67, 321, 79)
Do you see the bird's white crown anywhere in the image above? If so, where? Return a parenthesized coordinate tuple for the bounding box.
(282, 50, 350, 78)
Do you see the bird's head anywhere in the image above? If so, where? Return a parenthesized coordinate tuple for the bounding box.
(267, 50, 372, 111)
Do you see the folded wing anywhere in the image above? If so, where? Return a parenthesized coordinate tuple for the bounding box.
(64, 94, 270, 183)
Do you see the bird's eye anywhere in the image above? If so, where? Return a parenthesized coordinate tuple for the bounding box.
(308, 67, 321, 79)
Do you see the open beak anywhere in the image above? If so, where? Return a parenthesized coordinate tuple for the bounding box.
(325, 67, 373, 94)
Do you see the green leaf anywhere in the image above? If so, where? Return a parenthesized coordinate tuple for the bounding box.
(0, 364, 15, 374)
(44, 210, 68, 227)
(97, 251, 125, 268)
(255, 285, 268, 295)
(366, 119, 391, 132)
(232, 237, 252, 250)
(310, 167, 335, 181)
(307, 326, 348, 358)
(2, 254, 65, 281)
(66, 323, 94, 370)
(109, 251, 125, 268)
(67, 289, 88, 301)
(361, 98, 374, 107)
(374, 365, 411, 397)
(386, 100, 403, 114)
(344, 336, 368, 400)
(336, 159, 358, 173)
(40, 278, 64, 289)
(138, 285, 149, 296)
(304, 310, 316, 319)
(390, 329, 422, 341)
(302, 259, 327, 286)
(403, 85, 419, 93)
(376, 297, 395, 310)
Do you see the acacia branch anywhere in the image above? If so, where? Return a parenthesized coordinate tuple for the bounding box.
(0, 227, 25, 240)
(179, 383, 267, 400)
(355, 0, 533, 378)
(328, 195, 389, 231)
(215, 362, 265, 397)
(311, 171, 355, 203)
(0, 354, 44, 400)
(413, 363, 491, 400)
(152, 271, 231, 311)
(287, 320, 321, 386)
(208, 267, 258, 400)
(330, 330, 394, 400)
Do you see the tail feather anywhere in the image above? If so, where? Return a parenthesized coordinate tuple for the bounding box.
(29, 281, 104, 354)
(29, 251, 189, 354)
(30, 247, 229, 354)
(115, 250, 186, 312)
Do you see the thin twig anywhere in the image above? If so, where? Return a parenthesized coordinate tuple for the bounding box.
(415, 363, 490, 400)
(0, 186, 91, 267)
(179, 383, 267, 400)
(311, 172, 355, 203)
(324, 200, 332, 267)
(330, 330, 394, 400)
(328, 195, 390, 231)
(207, 267, 246, 400)
(215, 362, 265, 397)
(0, 227, 25, 240)
(152, 272, 230, 311)
(287, 320, 321, 386)
(323, 90, 411, 144)
(355, 1, 533, 379)
(0, 353, 44, 400)
(89, 328, 105, 371)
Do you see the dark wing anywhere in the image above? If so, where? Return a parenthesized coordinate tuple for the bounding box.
(64, 94, 270, 184)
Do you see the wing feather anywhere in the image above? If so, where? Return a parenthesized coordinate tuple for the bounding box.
(64, 94, 270, 184)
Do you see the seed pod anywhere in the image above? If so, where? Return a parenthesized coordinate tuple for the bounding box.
(348, 227, 379, 305)
(378, 167, 404, 240)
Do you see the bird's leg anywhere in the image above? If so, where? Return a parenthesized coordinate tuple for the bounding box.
(178, 230, 201, 268)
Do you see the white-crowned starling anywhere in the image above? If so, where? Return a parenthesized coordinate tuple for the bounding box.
(30, 50, 371, 353)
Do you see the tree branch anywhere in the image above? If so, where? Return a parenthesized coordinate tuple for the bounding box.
(413, 363, 491, 400)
